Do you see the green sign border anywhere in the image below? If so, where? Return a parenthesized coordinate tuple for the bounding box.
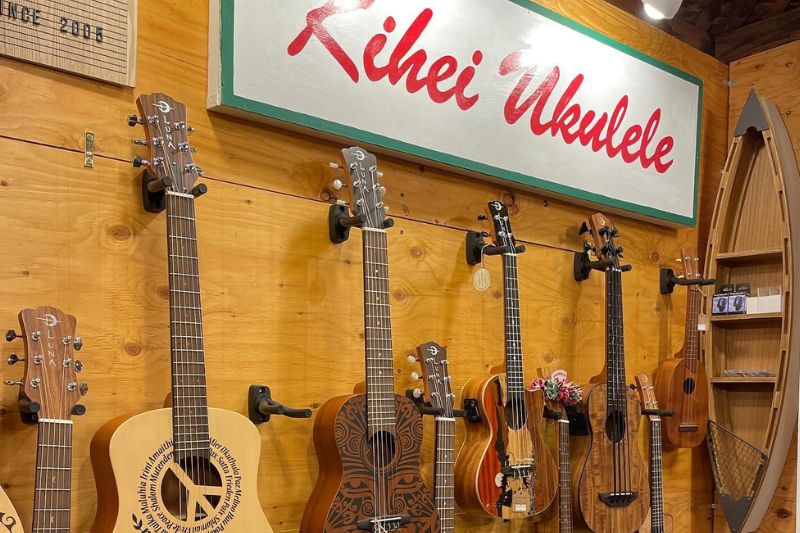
(217, 0, 703, 226)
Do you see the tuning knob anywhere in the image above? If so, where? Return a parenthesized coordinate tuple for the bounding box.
(377, 186, 386, 197)
(5, 330, 19, 342)
(376, 171, 384, 178)
(411, 371, 423, 381)
(383, 205, 389, 213)
(6, 353, 23, 365)
(72, 337, 83, 351)
(132, 155, 148, 168)
(329, 162, 343, 169)
(72, 404, 86, 416)
(332, 179, 343, 190)
(127, 115, 142, 127)
(74, 360, 83, 373)
(411, 388, 423, 399)
(4, 380, 21, 386)
(131, 139, 148, 146)
(79, 382, 88, 396)
(406, 355, 418, 364)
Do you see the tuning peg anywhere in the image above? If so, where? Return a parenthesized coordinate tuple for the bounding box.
(72, 337, 83, 351)
(329, 162, 343, 169)
(383, 205, 389, 213)
(407, 355, 418, 364)
(332, 179, 344, 190)
(79, 382, 88, 396)
(74, 360, 83, 373)
(616, 246, 624, 256)
(132, 155, 149, 168)
(72, 404, 86, 416)
(411, 388, 423, 399)
(411, 371, 422, 381)
(383, 219, 395, 229)
(377, 171, 384, 178)
(378, 186, 386, 197)
(4, 380, 21, 387)
(191, 184, 208, 198)
(178, 142, 196, 153)
(5, 330, 19, 342)
(127, 115, 142, 127)
(579, 221, 589, 235)
(6, 353, 23, 365)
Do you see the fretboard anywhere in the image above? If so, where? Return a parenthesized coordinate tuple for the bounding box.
(362, 229, 395, 434)
(166, 192, 210, 461)
(32, 420, 72, 533)
(434, 417, 456, 533)
(503, 254, 525, 399)
(650, 419, 664, 532)
(683, 286, 702, 370)
(606, 267, 627, 417)
(558, 419, 573, 533)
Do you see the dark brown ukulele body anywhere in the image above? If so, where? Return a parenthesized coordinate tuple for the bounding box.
(302, 394, 438, 532)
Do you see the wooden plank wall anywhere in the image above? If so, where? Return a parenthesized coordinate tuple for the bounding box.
(0, 0, 731, 531)
(724, 40, 800, 533)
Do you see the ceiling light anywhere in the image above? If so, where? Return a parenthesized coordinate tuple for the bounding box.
(641, 0, 683, 20)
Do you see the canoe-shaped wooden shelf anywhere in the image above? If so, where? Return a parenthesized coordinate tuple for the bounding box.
(702, 90, 800, 533)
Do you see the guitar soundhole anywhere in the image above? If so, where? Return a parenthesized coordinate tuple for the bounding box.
(504, 397, 528, 430)
(367, 431, 397, 469)
(683, 377, 696, 395)
(161, 456, 223, 521)
(604, 410, 626, 444)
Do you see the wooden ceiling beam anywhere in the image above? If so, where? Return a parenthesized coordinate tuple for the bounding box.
(715, 7, 800, 62)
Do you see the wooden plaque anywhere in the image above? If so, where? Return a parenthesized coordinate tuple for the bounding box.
(0, 0, 136, 86)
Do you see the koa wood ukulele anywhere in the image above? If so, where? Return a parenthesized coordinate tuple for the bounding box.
(300, 147, 438, 533)
(653, 248, 708, 448)
(454, 200, 556, 520)
(4, 307, 86, 533)
(90, 93, 270, 533)
(635, 374, 673, 533)
(574, 213, 649, 533)
(416, 341, 456, 533)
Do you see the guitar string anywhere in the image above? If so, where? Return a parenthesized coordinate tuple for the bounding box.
(616, 267, 633, 500)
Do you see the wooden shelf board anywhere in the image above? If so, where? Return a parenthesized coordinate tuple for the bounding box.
(715, 248, 783, 263)
(711, 377, 777, 384)
(711, 312, 783, 323)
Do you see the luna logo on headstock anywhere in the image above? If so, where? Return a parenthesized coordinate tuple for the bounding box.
(4, 307, 87, 423)
(418, 341, 455, 418)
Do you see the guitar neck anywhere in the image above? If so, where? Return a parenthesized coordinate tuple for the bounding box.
(502, 254, 525, 398)
(362, 228, 396, 434)
(650, 419, 664, 531)
(605, 267, 627, 415)
(558, 419, 573, 533)
(166, 192, 210, 461)
(683, 286, 702, 369)
(434, 417, 456, 533)
(32, 420, 72, 531)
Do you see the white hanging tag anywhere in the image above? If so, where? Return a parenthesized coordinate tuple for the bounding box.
(473, 245, 491, 292)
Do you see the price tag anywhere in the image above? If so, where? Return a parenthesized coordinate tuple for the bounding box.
(697, 314, 709, 331)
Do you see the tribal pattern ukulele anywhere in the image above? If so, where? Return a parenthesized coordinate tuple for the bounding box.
(90, 94, 270, 533)
(300, 147, 438, 533)
(5, 307, 85, 533)
(454, 200, 557, 520)
(636, 374, 674, 533)
(653, 248, 709, 448)
(574, 214, 649, 533)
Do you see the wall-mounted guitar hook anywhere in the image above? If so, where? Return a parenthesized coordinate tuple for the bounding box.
(248, 385, 312, 425)
(465, 230, 526, 265)
(141, 169, 208, 214)
(404, 389, 467, 418)
(573, 248, 632, 282)
(659, 268, 716, 295)
(642, 408, 675, 418)
(329, 203, 365, 244)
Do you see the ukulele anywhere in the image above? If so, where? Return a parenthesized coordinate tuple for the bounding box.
(454, 200, 556, 520)
(635, 374, 674, 533)
(417, 341, 457, 532)
(653, 248, 708, 448)
(574, 213, 649, 533)
(300, 147, 438, 532)
(545, 404, 573, 533)
(90, 93, 270, 532)
(5, 307, 86, 533)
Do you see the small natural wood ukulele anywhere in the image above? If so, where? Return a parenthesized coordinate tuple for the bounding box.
(417, 341, 457, 532)
(90, 93, 270, 533)
(300, 147, 438, 532)
(653, 248, 708, 448)
(550, 405, 573, 533)
(635, 374, 674, 533)
(455, 200, 557, 520)
(573, 213, 649, 533)
(4, 307, 85, 533)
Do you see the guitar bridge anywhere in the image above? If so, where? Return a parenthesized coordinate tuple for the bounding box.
(356, 516, 410, 532)
(502, 464, 533, 478)
(679, 424, 699, 432)
(598, 491, 638, 507)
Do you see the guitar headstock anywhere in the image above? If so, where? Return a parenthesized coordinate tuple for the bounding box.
(417, 341, 454, 418)
(10, 307, 86, 421)
(678, 246, 701, 280)
(337, 147, 387, 230)
(635, 373, 659, 422)
(580, 212, 622, 268)
(483, 200, 517, 250)
(131, 93, 201, 194)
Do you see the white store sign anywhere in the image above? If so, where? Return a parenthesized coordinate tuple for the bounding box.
(209, 0, 702, 225)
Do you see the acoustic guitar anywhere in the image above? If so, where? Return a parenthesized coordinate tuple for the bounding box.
(300, 147, 438, 532)
(653, 248, 708, 448)
(635, 374, 674, 533)
(454, 200, 556, 520)
(574, 213, 649, 532)
(4, 306, 84, 533)
(417, 341, 457, 532)
(90, 93, 270, 533)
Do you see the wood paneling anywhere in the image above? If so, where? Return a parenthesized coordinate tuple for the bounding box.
(0, 0, 732, 532)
